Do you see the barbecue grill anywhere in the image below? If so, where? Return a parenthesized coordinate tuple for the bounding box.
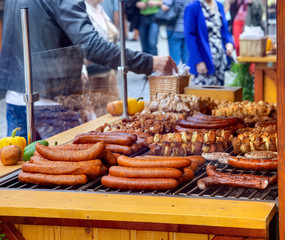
(0, 160, 278, 203)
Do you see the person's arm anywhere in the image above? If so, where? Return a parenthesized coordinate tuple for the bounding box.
(146, 0, 162, 7)
(219, 2, 235, 55)
(46, 0, 176, 75)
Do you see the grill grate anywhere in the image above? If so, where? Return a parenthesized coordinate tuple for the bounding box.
(0, 161, 278, 202)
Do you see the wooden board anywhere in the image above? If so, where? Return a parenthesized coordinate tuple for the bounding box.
(237, 55, 276, 63)
(0, 190, 276, 231)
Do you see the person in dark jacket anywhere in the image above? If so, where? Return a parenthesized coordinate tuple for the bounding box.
(0, 0, 177, 139)
(184, 0, 234, 86)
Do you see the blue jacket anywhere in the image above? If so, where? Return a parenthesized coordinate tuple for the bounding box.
(184, 0, 234, 75)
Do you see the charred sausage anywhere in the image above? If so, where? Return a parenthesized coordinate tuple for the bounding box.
(206, 165, 277, 184)
(197, 176, 269, 190)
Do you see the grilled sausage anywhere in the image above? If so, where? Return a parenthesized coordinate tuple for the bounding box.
(118, 156, 191, 168)
(181, 168, 194, 182)
(197, 176, 269, 190)
(48, 144, 94, 150)
(186, 156, 206, 167)
(100, 149, 117, 166)
(73, 132, 137, 146)
(192, 113, 243, 125)
(106, 144, 133, 155)
(35, 142, 105, 161)
(29, 156, 103, 175)
(22, 162, 102, 176)
(228, 156, 277, 170)
(109, 166, 182, 179)
(18, 171, 88, 185)
(101, 175, 178, 190)
(107, 130, 150, 139)
(206, 165, 277, 184)
(178, 119, 229, 129)
(188, 162, 198, 172)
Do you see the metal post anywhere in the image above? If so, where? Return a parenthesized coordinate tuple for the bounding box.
(118, 0, 128, 117)
(21, 8, 39, 144)
(265, 0, 269, 35)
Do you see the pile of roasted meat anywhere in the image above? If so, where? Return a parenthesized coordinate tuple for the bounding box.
(18, 95, 278, 191)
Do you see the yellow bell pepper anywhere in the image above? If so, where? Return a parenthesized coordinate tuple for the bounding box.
(127, 97, 145, 115)
(0, 128, 27, 156)
(107, 97, 145, 116)
(266, 38, 272, 52)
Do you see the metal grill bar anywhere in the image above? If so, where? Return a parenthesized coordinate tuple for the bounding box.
(0, 152, 278, 203)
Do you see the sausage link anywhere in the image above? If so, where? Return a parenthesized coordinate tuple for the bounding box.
(228, 156, 277, 170)
(186, 156, 206, 167)
(73, 132, 136, 146)
(107, 130, 150, 139)
(188, 162, 198, 172)
(178, 119, 229, 129)
(206, 165, 277, 184)
(181, 168, 194, 182)
(35, 142, 105, 161)
(109, 166, 182, 179)
(22, 162, 102, 176)
(29, 156, 103, 175)
(197, 176, 269, 190)
(18, 171, 88, 185)
(106, 144, 133, 155)
(48, 144, 94, 150)
(88, 131, 139, 142)
(118, 156, 191, 168)
(101, 175, 178, 190)
(101, 149, 117, 166)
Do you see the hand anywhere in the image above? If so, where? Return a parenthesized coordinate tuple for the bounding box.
(196, 62, 208, 74)
(161, 4, 170, 11)
(136, 1, 147, 9)
(225, 43, 234, 57)
(152, 56, 178, 75)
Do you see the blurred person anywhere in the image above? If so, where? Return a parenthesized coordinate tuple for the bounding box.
(136, 0, 162, 55)
(231, 0, 248, 56)
(100, 0, 119, 28)
(244, 0, 264, 29)
(161, 0, 194, 65)
(184, 0, 234, 86)
(85, 0, 119, 43)
(125, 0, 140, 41)
(0, 0, 177, 140)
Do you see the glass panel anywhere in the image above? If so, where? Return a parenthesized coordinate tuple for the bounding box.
(30, 44, 120, 139)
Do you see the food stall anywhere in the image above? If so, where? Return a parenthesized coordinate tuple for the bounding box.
(0, 114, 278, 240)
(0, 2, 283, 240)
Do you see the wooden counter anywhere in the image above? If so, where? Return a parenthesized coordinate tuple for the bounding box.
(0, 114, 277, 240)
(237, 55, 276, 103)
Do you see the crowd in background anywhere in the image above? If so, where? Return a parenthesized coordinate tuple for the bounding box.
(92, 0, 266, 85)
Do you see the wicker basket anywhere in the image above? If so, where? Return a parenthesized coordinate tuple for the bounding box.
(239, 38, 267, 57)
(148, 75, 190, 99)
